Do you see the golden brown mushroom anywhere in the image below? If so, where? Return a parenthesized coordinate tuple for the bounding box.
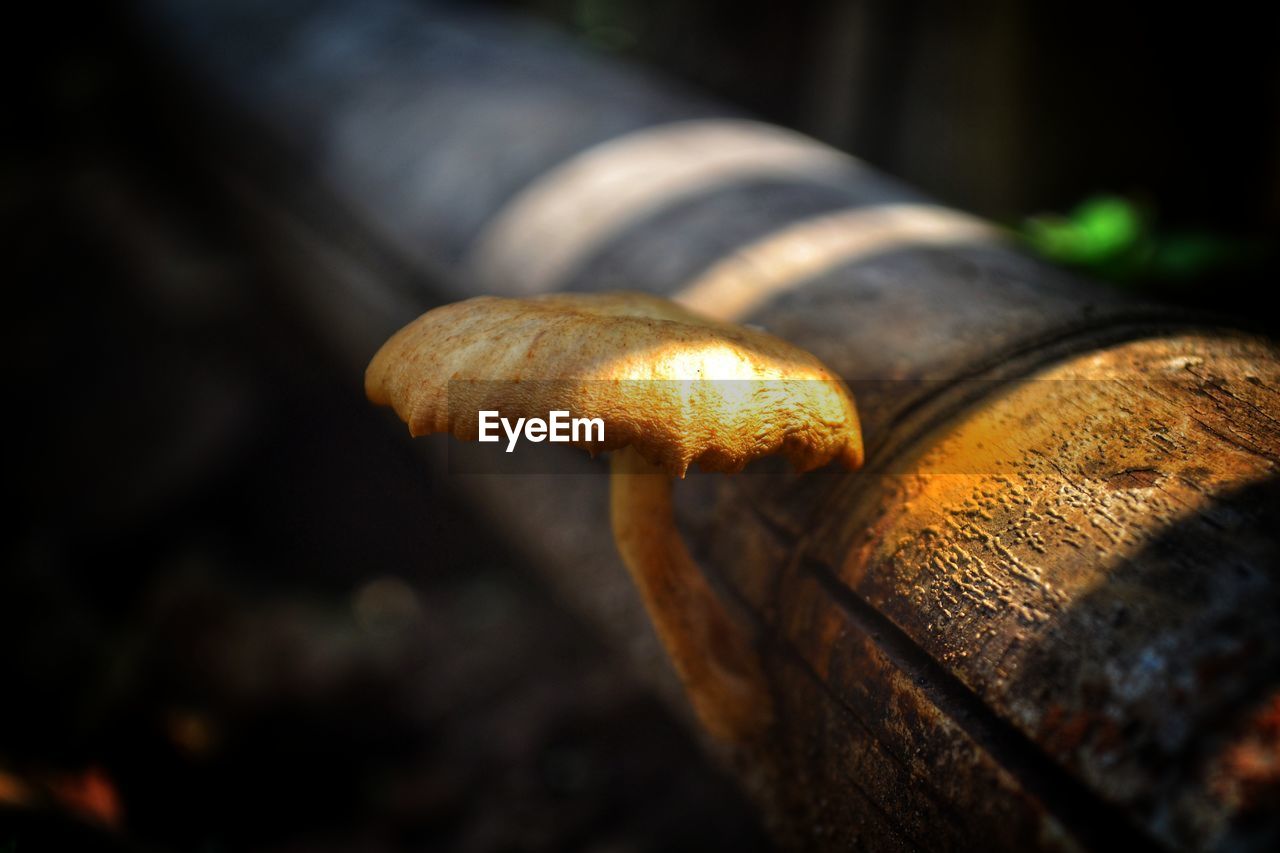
(366, 292, 862, 741)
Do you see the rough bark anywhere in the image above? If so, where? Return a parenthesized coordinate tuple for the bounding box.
(131, 1, 1280, 848)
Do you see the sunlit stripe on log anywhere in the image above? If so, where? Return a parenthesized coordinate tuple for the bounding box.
(672, 204, 1003, 322)
(466, 119, 864, 294)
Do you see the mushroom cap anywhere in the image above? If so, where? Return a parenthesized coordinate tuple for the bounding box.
(366, 292, 863, 476)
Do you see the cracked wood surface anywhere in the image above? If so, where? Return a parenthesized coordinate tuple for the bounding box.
(695, 330, 1280, 850)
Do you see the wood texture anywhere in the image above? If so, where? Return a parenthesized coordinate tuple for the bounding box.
(133, 1, 1280, 848)
(697, 330, 1280, 850)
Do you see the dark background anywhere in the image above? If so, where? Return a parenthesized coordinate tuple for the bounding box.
(507, 0, 1279, 241)
(3, 0, 1276, 850)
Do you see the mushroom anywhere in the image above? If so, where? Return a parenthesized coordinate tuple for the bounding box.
(366, 292, 862, 741)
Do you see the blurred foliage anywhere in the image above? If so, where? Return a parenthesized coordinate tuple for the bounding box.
(505, 0, 1277, 326)
(1020, 194, 1266, 289)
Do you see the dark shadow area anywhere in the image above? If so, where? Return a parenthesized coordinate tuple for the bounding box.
(1, 5, 772, 849)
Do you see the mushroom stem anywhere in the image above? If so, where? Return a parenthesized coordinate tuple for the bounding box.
(609, 446, 773, 742)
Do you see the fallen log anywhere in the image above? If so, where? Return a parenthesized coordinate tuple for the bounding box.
(131, 1, 1280, 849)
